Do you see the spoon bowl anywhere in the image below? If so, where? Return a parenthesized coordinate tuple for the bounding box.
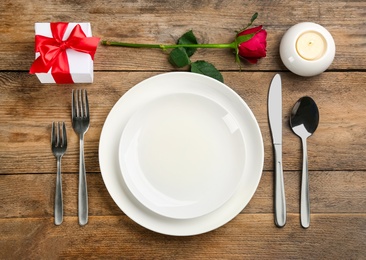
(290, 96, 319, 228)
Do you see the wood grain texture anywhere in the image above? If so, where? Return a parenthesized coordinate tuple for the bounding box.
(1, 214, 365, 259)
(0, 0, 365, 71)
(0, 171, 365, 219)
(1, 72, 366, 174)
(0, 0, 365, 258)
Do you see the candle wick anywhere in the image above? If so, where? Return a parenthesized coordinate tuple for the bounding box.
(309, 40, 314, 45)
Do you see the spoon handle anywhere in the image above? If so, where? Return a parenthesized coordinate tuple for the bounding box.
(301, 137, 310, 228)
(274, 144, 286, 227)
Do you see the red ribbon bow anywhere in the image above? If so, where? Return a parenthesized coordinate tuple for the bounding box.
(29, 22, 100, 84)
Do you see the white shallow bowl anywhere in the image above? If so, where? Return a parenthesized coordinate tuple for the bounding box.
(99, 72, 264, 236)
(119, 92, 246, 219)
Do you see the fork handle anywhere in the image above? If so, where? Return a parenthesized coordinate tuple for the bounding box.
(55, 157, 63, 225)
(78, 135, 88, 226)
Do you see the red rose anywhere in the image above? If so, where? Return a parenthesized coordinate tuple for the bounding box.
(236, 25, 267, 64)
(102, 12, 266, 82)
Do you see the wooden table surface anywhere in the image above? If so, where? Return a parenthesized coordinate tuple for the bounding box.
(1, 0, 365, 258)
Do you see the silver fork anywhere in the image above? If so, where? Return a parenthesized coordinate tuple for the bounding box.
(51, 121, 67, 226)
(72, 89, 90, 226)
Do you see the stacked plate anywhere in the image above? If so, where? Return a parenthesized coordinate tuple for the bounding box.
(99, 72, 264, 236)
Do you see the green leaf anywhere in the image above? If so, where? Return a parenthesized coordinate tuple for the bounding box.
(251, 12, 258, 24)
(177, 30, 198, 57)
(191, 60, 224, 82)
(168, 47, 191, 68)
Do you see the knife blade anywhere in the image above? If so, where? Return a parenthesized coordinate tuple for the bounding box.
(268, 73, 286, 227)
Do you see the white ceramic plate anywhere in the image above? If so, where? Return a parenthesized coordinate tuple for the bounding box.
(119, 93, 246, 219)
(99, 72, 264, 236)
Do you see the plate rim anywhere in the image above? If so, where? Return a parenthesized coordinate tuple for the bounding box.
(99, 72, 264, 236)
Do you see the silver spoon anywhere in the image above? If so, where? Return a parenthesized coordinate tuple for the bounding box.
(290, 96, 319, 228)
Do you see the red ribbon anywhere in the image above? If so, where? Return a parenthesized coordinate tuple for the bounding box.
(29, 22, 100, 84)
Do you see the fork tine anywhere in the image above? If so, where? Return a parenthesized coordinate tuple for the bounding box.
(72, 89, 81, 118)
(72, 89, 89, 119)
(51, 121, 56, 146)
(52, 122, 67, 148)
(83, 90, 89, 118)
(78, 89, 83, 118)
(61, 122, 67, 147)
(79, 89, 88, 118)
(56, 122, 60, 147)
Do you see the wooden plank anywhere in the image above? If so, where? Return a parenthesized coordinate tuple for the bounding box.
(0, 171, 365, 218)
(0, 0, 365, 258)
(0, 0, 365, 71)
(1, 214, 365, 259)
(0, 71, 365, 174)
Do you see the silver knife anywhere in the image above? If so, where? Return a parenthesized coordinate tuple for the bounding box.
(268, 74, 286, 227)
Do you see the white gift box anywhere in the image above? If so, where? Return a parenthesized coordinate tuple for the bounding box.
(34, 22, 95, 84)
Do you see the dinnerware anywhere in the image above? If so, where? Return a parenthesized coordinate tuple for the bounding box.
(72, 89, 90, 226)
(119, 93, 246, 219)
(268, 74, 286, 227)
(51, 121, 67, 226)
(290, 96, 319, 228)
(99, 72, 264, 235)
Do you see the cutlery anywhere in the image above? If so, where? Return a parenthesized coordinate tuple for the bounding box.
(72, 89, 90, 226)
(51, 121, 67, 225)
(268, 74, 286, 227)
(290, 96, 319, 228)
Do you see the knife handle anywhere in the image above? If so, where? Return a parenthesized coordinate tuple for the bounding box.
(274, 144, 286, 227)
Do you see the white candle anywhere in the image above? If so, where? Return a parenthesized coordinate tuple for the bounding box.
(296, 31, 326, 60)
(280, 22, 335, 77)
